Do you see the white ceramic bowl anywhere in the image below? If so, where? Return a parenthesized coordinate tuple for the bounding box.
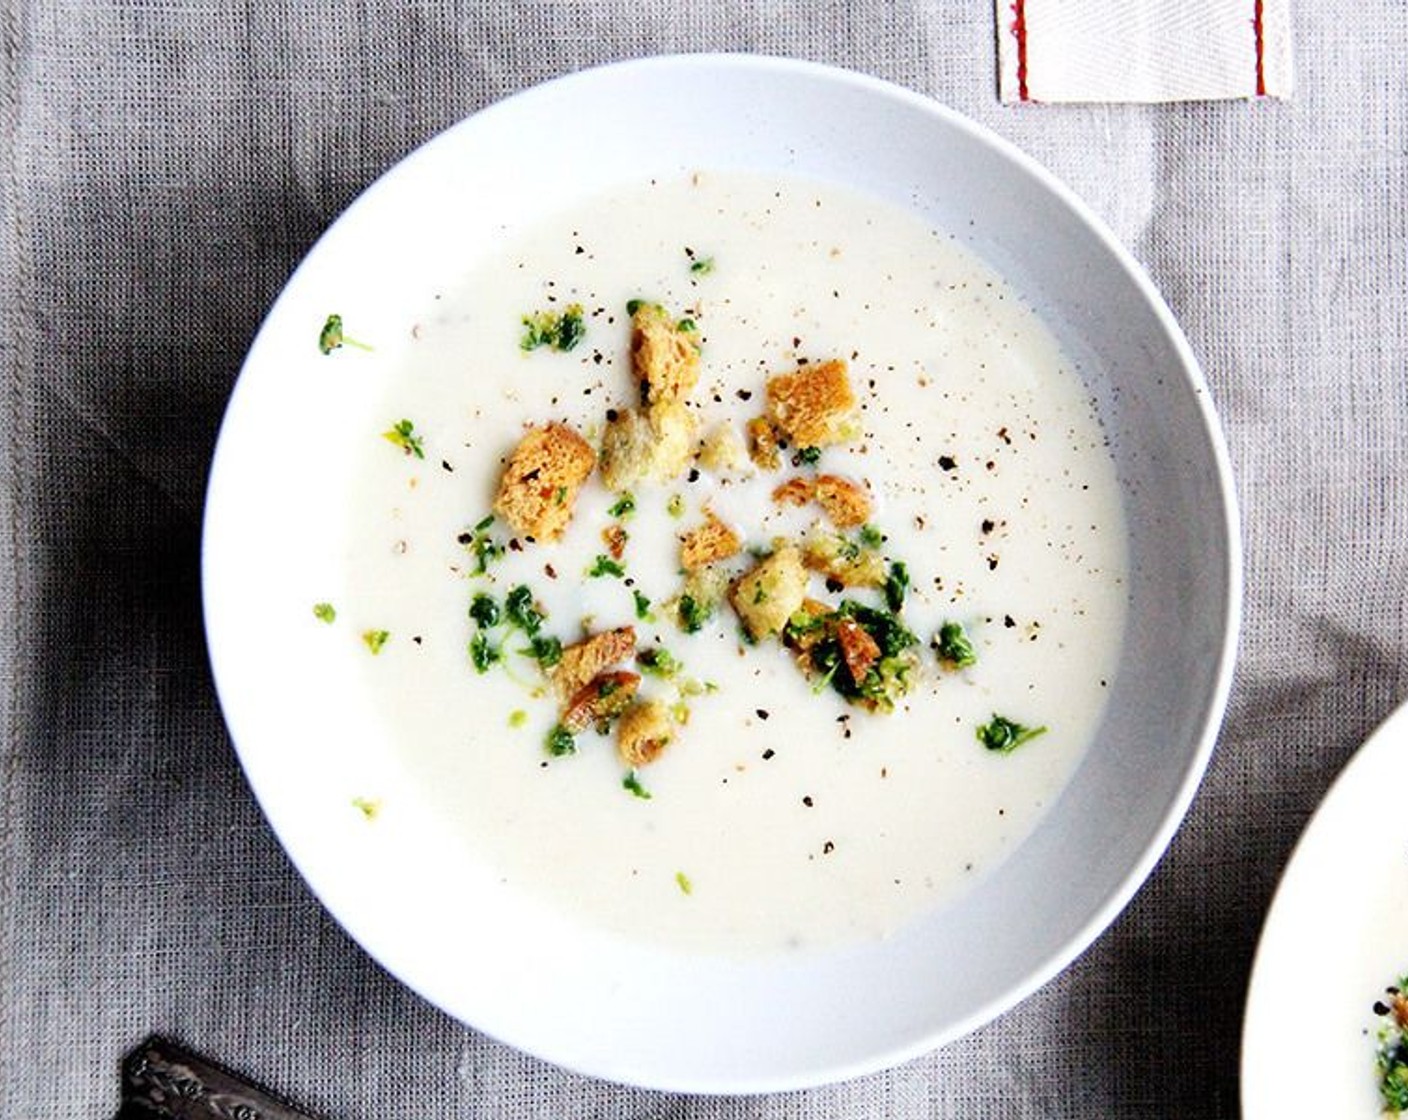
(1241, 700, 1408, 1117)
(202, 55, 1240, 1092)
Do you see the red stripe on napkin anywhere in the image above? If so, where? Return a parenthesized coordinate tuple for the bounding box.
(1253, 0, 1266, 95)
(1012, 0, 1030, 101)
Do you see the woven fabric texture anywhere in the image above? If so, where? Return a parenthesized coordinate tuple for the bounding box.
(3, 3, 1405, 1117)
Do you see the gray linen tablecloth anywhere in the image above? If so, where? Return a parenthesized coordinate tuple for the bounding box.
(3, 3, 1405, 1117)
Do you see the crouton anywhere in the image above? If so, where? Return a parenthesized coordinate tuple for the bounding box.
(679, 509, 742, 570)
(645, 400, 697, 477)
(834, 617, 881, 683)
(746, 416, 781, 470)
(782, 597, 834, 656)
(813, 474, 872, 527)
(698, 422, 748, 473)
(598, 408, 653, 490)
(553, 626, 637, 701)
(598, 403, 697, 490)
(491, 422, 596, 541)
(666, 563, 732, 633)
(729, 543, 808, 641)
(801, 524, 887, 588)
(772, 474, 872, 528)
(764, 359, 858, 448)
(631, 302, 700, 406)
(616, 700, 675, 768)
(560, 671, 640, 734)
(602, 523, 628, 560)
(771, 476, 814, 507)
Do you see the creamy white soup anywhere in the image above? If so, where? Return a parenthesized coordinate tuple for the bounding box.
(338, 170, 1128, 955)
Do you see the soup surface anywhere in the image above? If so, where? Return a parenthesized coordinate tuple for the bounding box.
(340, 170, 1128, 954)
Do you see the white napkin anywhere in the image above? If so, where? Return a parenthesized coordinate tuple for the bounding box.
(996, 0, 1293, 103)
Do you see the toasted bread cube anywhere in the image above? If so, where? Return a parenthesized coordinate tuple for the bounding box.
(813, 474, 872, 528)
(561, 671, 640, 734)
(801, 524, 886, 588)
(834, 616, 881, 683)
(698, 422, 748, 473)
(783, 597, 834, 656)
(631, 303, 700, 406)
(772, 475, 870, 527)
(729, 543, 808, 641)
(491, 422, 596, 541)
(645, 400, 697, 478)
(746, 416, 781, 470)
(771, 476, 814, 507)
(679, 509, 742, 570)
(598, 403, 697, 490)
(616, 700, 675, 768)
(553, 626, 636, 701)
(598, 408, 654, 490)
(666, 563, 731, 632)
(764, 359, 858, 448)
(601, 523, 628, 560)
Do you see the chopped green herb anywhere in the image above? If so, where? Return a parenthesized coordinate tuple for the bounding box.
(522, 634, 562, 669)
(362, 629, 390, 655)
(464, 518, 505, 577)
(1382, 1050, 1408, 1115)
(884, 560, 910, 612)
(1375, 978, 1408, 1113)
(675, 870, 693, 895)
(785, 600, 919, 711)
(623, 770, 653, 799)
(473, 536, 504, 574)
(587, 554, 626, 579)
(318, 314, 344, 354)
(857, 524, 885, 550)
(469, 593, 500, 629)
(625, 298, 648, 316)
(383, 419, 425, 459)
(976, 714, 1047, 754)
(351, 796, 381, 820)
(848, 601, 917, 657)
(676, 317, 697, 332)
(678, 594, 710, 634)
(608, 492, 636, 519)
(632, 588, 654, 621)
(546, 723, 577, 757)
(637, 647, 681, 678)
(666, 493, 685, 518)
(520, 303, 586, 352)
(796, 445, 822, 466)
(312, 602, 336, 624)
(783, 608, 825, 640)
(504, 585, 543, 635)
(318, 313, 372, 354)
(688, 255, 715, 275)
(469, 631, 501, 673)
(933, 621, 978, 669)
(508, 709, 528, 729)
